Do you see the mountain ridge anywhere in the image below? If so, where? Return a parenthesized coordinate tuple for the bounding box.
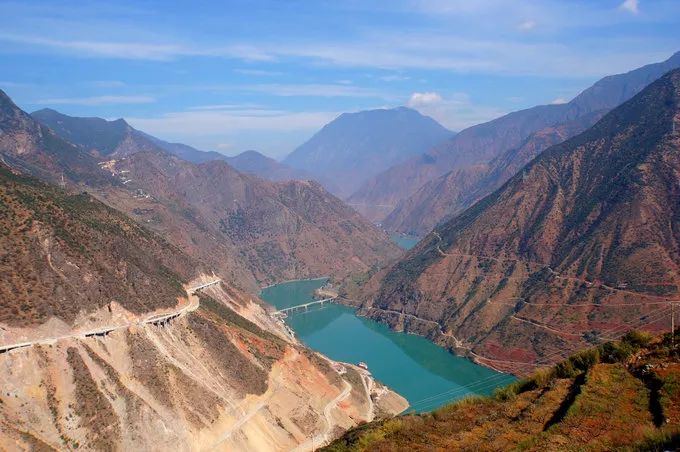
(32, 108, 311, 183)
(355, 68, 680, 370)
(350, 51, 680, 226)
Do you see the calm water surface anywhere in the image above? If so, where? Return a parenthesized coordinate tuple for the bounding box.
(261, 279, 514, 412)
(390, 233, 420, 250)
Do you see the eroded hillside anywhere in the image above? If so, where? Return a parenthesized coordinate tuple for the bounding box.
(1, 284, 407, 451)
(1, 89, 400, 293)
(0, 166, 407, 451)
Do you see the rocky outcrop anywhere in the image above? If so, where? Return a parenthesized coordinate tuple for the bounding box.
(0, 283, 407, 451)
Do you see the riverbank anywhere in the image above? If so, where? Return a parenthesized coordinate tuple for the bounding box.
(260, 276, 330, 290)
(261, 279, 514, 413)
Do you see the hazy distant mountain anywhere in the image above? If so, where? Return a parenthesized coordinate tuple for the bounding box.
(284, 107, 454, 198)
(350, 51, 680, 225)
(361, 68, 680, 368)
(31, 108, 159, 157)
(223, 150, 315, 182)
(33, 109, 310, 183)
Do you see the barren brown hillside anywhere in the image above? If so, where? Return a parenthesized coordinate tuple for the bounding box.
(359, 69, 680, 371)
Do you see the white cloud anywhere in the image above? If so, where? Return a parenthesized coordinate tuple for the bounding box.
(233, 68, 283, 77)
(620, 0, 639, 14)
(407, 92, 506, 131)
(36, 95, 155, 105)
(518, 20, 536, 31)
(550, 97, 568, 105)
(408, 91, 443, 107)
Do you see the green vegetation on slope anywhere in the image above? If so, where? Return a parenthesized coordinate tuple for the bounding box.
(325, 330, 680, 451)
(0, 163, 194, 326)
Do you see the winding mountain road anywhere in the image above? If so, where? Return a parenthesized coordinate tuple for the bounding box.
(292, 380, 352, 452)
(0, 278, 221, 354)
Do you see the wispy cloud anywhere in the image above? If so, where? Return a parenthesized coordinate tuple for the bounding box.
(518, 20, 536, 31)
(127, 109, 339, 135)
(36, 95, 155, 105)
(233, 68, 283, 77)
(240, 83, 386, 98)
(0, 33, 275, 62)
(620, 0, 640, 14)
(379, 74, 411, 82)
(90, 80, 126, 88)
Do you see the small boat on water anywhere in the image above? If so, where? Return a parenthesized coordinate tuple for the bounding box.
(357, 361, 369, 370)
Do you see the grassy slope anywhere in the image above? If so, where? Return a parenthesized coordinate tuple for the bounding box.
(324, 330, 680, 451)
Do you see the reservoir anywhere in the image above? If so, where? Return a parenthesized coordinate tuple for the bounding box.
(261, 279, 515, 413)
(389, 233, 420, 250)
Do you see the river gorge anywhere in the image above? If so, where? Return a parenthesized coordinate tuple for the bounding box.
(261, 278, 514, 412)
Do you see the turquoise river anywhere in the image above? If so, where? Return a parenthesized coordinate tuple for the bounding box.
(260, 278, 515, 413)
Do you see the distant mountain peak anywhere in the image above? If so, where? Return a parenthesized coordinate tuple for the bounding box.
(283, 105, 454, 198)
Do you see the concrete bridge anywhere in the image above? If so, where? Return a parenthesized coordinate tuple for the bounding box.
(273, 297, 336, 316)
(0, 278, 222, 354)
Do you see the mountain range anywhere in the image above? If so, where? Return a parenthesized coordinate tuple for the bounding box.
(350, 51, 680, 229)
(32, 108, 309, 183)
(355, 68, 680, 370)
(284, 106, 454, 199)
(0, 160, 406, 449)
(2, 93, 401, 293)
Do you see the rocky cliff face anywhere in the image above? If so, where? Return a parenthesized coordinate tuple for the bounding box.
(360, 69, 680, 370)
(349, 51, 680, 226)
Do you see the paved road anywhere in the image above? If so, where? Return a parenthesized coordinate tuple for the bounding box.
(0, 278, 221, 354)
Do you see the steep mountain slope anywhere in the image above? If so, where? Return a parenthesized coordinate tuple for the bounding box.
(101, 150, 400, 288)
(225, 149, 314, 182)
(0, 165, 407, 450)
(358, 69, 680, 369)
(327, 331, 680, 451)
(0, 95, 110, 186)
(32, 108, 159, 158)
(0, 163, 194, 329)
(384, 110, 606, 235)
(350, 51, 680, 224)
(2, 95, 400, 290)
(284, 107, 453, 199)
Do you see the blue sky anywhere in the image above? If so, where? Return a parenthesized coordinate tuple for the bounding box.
(1, 0, 679, 159)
